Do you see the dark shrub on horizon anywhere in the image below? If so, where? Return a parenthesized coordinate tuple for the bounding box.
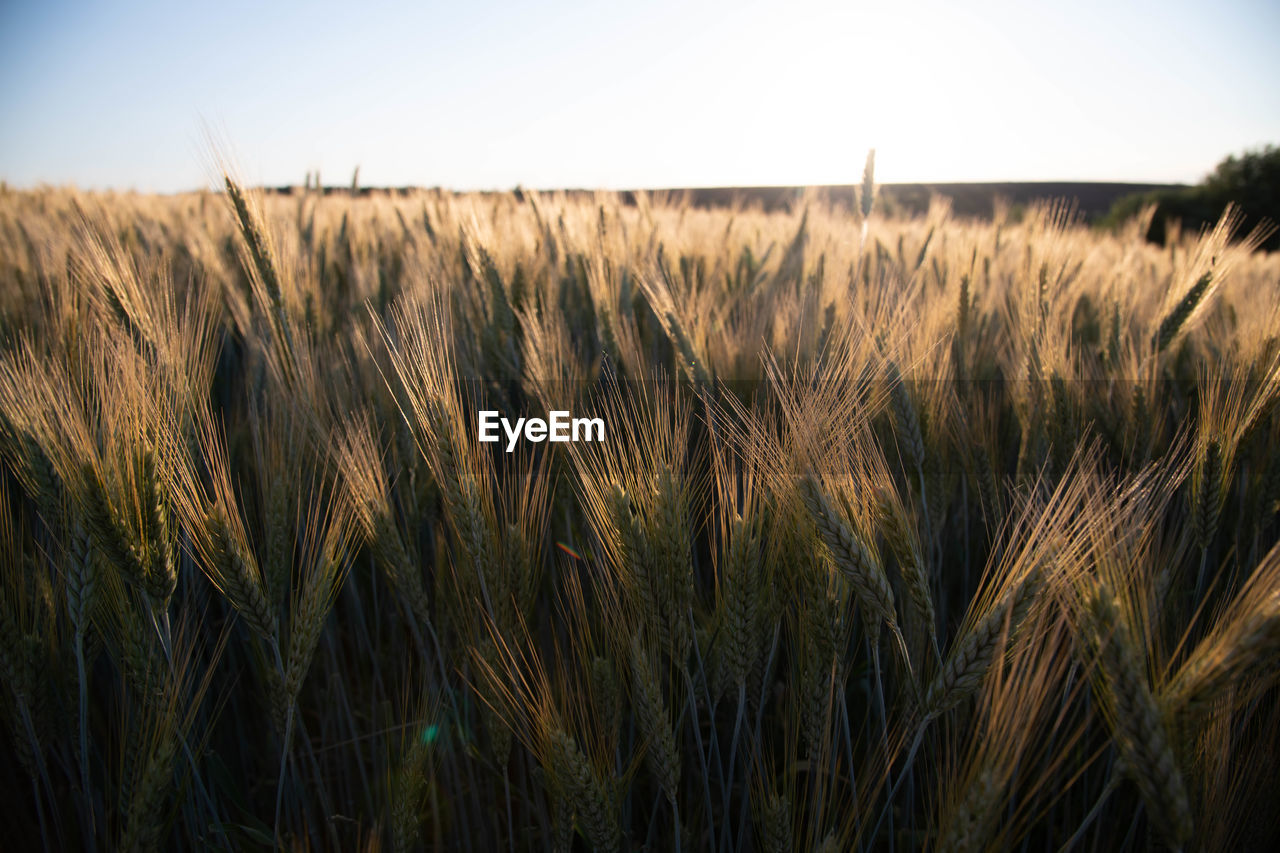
(1104, 145, 1280, 250)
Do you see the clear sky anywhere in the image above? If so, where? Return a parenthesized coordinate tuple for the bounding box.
(1, 0, 1277, 192)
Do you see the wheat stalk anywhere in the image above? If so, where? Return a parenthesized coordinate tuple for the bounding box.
(924, 569, 1039, 718)
(1082, 583, 1192, 850)
(548, 727, 621, 853)
(798, 475, 900, 645)
(630, 638, 681, 806)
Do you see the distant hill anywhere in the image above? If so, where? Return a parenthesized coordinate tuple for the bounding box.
(272, 181, 1185, 223)
(617, 182, 1187, 222)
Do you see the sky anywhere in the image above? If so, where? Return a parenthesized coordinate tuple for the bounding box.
(1, 0, 1277, 192)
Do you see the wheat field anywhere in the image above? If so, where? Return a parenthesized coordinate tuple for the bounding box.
(0, 174, 1278, 851)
